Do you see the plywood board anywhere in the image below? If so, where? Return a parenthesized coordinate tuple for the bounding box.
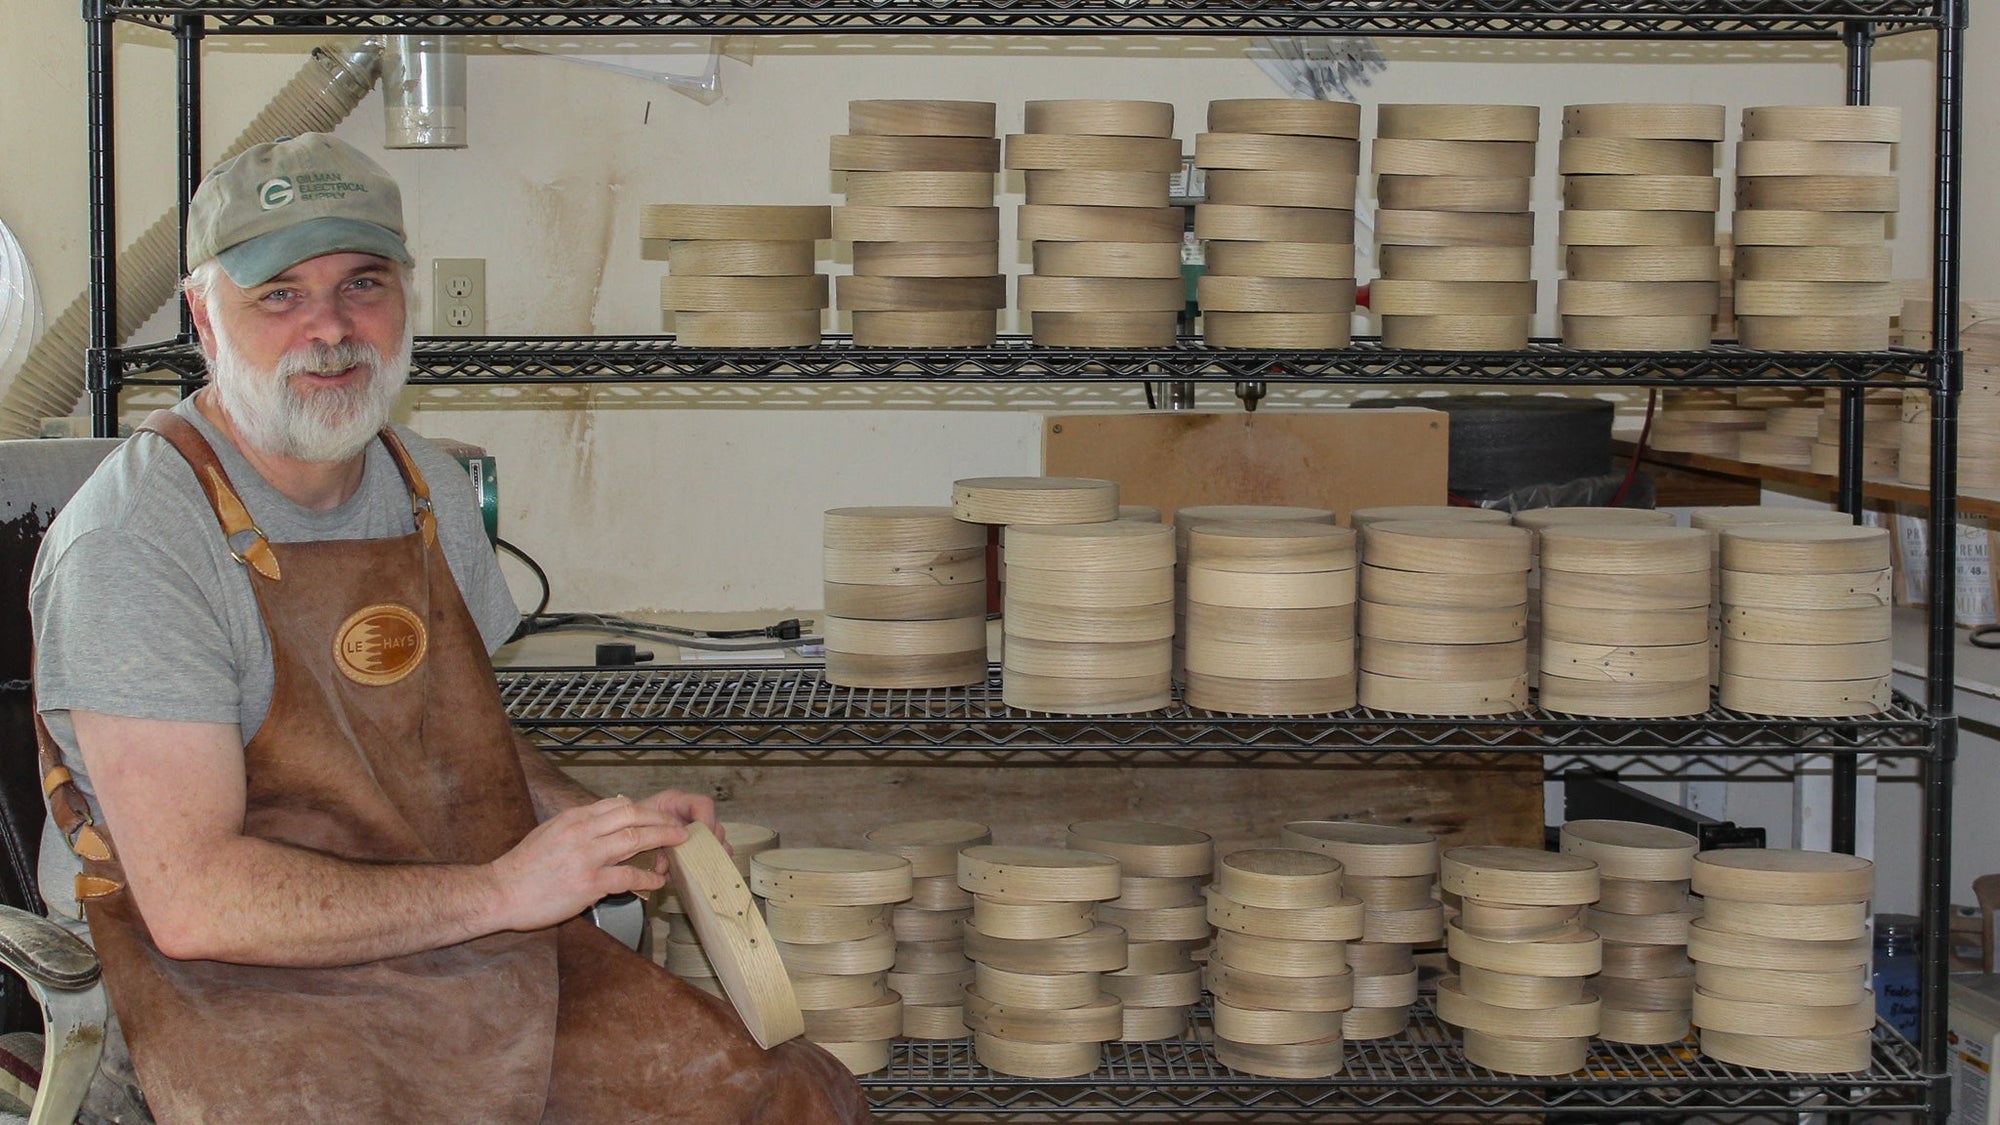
(1041, 409, 1449, 525)
(557, 760, 1543, 861)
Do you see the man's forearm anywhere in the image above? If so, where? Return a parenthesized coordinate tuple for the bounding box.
(515, 733, 598, 821)
(149, 837, 510, 967)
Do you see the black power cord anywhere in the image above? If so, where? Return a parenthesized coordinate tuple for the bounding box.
(495, 538, 819, 653)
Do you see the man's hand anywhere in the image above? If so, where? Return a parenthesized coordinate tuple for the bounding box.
(490, 796, 693, 932)
(632, 789, 723, 875)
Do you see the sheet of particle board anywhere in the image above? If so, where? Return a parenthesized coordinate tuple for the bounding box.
(1041, 408, 1449, 525)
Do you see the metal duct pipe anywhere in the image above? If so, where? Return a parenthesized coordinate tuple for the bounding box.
(382, 36, 466, 149)
(0, 39, 384, 439)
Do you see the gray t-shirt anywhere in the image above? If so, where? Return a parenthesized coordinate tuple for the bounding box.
(31, 394, 521, 931)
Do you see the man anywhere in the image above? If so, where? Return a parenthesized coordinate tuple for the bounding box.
(31, 133, 869, 1123)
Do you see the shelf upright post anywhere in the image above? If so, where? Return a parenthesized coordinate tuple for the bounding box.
(84, 0, 117, 437)
(1826, 20, 1878, 860)
(1923, 0, 1967, 1090)
(176, 15, 203, 350)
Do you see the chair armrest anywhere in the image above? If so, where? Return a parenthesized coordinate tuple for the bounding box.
(0, 908, 98, 995)
(0, 906, 106, 1125)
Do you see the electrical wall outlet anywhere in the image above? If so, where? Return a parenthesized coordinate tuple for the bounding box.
(431, 258, 486, 336)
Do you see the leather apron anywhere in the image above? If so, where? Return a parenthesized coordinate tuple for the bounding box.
(38, 408, 871, 1124)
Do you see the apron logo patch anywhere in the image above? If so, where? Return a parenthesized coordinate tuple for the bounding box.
(333, 604, 429, 687)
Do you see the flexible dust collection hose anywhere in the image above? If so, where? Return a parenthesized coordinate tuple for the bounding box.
(0, 39, 384, 439)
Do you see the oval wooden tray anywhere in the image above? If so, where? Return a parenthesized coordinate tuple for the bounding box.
(1024, 99, 1176, 138)
(1203, 169, 1360, 209)
(1377, 245, 1533, 281)
(1005, 521, 1177, 571)
(1025, 170, 1173, 208)
(1583, 904, 1699, 945)
(1565, 244, 1723, 281)
(1461, 1028, 1590, 1076)
(1361, 903, 1445, 944)
(849, 99, 997, 137)
(1694, 962, 1867, 1006)
(1456, 900, 1583, 943)
(1004, 134, 1184, 172)
(1457, 964, 1588, 1009)
(1436, 976, 1602, 1038)
(1598, 877, 1692, 916)
(850, 241, 1001, 278)
(662, 274, 829, 312)
(952, 476, 1119, 525)
(1559, 820, 1698, 880)
(841, 170, 995, 207)
(751, 847, 915, 906)
(1215, 847, 1346, 908)
(671, 822, 806, 1048)
(1196, 133, 1362, 173)
(1277, 822, 1438, 877)
(963, 990, 1123, 1044)
(1378, 174, 1532, 213)
(1689, 849, 1873, 905)
(1558, 137, 1716, 176)
(665, 239, 818, 276)
(764, 901, 894, 944)
(1697, 1028, 1872, 1074)
(958, 845, 1124, 903)
(1736, 175, 1900, 214)
(1686, 919, 1870, 971)
(1699, 898, 1868, 941)
(1446, 921, 1603, 976)
(963, 921, 1131, 973)
(1597, 1005, 1692, 1046)
(1361, 521, 1533, 574)
(1064, 820, 1215, 879)
(1213, 1032, 1347, 1079)
(1563, 103, 1725, 140)
(1360, 600, 1525, 645)
(1732, 209, 1887, 247)
(1559, 209, 1715, 247)
(1741, 104, 1902, 143)
(1342, 1004, 1414, 1041)
(863, 819, 993, 879)
(1211, 97, 1363, 137)
(1195, 204, 1357, 244)
(830, 134, 1002, 172)
(1206, 887, 1365, 942)
(641, 204, 833, 240)
(972, 1033, 1103, 1078)
(1032, 240, 1182, 278)
(1441, 845, 1601, 906)
(1212, 930, 1349, 977)
(1560, 172, 1720, 213)
(1205, 959, 1354, 1012)
(1377, 103, 1540, 141)
(973, 963, 1101, 1009)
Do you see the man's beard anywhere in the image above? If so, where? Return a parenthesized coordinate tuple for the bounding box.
(205, 312, 412, 464)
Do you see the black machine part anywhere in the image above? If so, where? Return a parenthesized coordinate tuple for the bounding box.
(1355, 395, 1616, 501)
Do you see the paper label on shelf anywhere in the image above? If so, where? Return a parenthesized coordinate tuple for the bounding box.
(1951, 1029, 1992, 1125)
(1892, 505, 1996, 626)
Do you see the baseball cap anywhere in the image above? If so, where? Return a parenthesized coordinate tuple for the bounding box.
(185, 133, 414, 287)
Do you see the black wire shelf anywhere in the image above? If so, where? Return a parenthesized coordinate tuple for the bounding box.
(499, 665, 1932, 763)
(859, 1005, 1932, 1115)
(112, 336, 1935, 390)
(96, 0, 1943, 38)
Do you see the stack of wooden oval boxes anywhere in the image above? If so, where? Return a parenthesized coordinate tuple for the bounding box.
(822, 489, 1896, 723)
(644, 99, 1900, 354)
(664, 814, 1880, 1080)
